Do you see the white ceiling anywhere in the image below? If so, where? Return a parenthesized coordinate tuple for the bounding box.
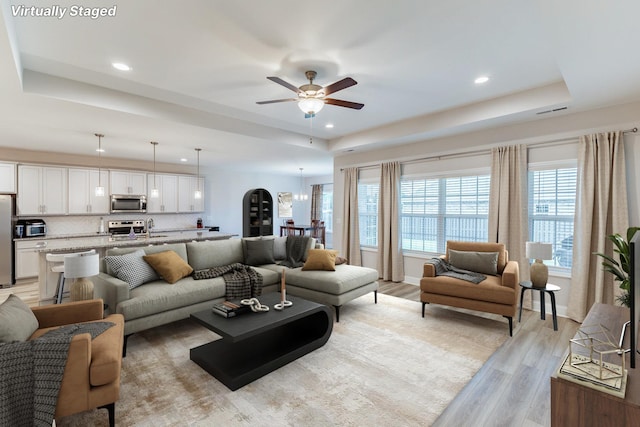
(1, 0, 640, 176)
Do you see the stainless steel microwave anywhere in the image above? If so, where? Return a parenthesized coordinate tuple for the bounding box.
(110, 194, 147, 213)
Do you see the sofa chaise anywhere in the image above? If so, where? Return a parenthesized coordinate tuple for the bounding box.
(420, 240, 520, 336)
(93, 236, 378, 353)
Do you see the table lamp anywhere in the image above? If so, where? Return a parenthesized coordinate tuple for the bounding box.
(65, 251, 100, 301)
(526, 242, 553, 288)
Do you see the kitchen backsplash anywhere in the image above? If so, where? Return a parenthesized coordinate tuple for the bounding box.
(42, 213, 205, 236)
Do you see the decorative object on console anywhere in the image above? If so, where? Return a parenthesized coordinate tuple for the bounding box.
(526, 241, 553, 288)
(94, 133, 105, 197)
(150, 141, 159, 198)
(65, 251, 100, 301)
(557, 323, 628, 398)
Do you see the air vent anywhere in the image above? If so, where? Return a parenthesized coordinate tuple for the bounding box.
(536, 106, 568, 115)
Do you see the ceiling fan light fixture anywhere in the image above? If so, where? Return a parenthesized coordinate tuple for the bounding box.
(298, 97, 324, 115)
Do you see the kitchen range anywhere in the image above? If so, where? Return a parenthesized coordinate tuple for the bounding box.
(107, 219, 146, 240)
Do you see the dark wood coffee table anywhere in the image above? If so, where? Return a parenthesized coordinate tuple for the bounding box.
(190, 293, 333, 391)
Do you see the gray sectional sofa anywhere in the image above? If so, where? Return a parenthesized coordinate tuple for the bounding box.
(93, 236, 378, 353)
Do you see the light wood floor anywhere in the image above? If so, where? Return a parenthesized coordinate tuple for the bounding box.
(0, 279, 40, 306)
(377, 281, 580, 427)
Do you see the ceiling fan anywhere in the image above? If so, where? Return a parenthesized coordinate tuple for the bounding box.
(256, 70, 364, 117)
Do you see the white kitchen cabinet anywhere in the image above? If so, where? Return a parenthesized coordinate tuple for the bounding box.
(17, 165, 67, 215)
(15, 240, 46, 279)
(178, 175, 204, 212)
(0, 162, 16, 193)
(68, 168, 110, 214)
(110, 170, 146, 195)
(147, 174, 178, 213)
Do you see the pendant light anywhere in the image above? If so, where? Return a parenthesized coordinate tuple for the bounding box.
(293, 167, 308, 201)
(150, 141, 159, 198)
(194, 148, 202, 199)
(94, 133, 105, 197)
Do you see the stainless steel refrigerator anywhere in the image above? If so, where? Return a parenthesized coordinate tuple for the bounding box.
(0, 194, 14, 287)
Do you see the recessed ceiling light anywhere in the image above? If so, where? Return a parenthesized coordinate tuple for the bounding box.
(474, 76, 489, 84)
(325, 123, 334, 129)
(95, 148, 105, 153)
(180, 158, 188, 162)
(112, 62, 131, 71)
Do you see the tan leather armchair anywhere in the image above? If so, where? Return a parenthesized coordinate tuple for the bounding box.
(30, 299, 124, 427)
(420, 241, 519, 336)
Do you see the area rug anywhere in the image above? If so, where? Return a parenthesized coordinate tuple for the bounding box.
(57, 294, 508, 426)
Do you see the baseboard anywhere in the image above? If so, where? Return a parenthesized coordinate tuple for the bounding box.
(403, 276, 421, 286)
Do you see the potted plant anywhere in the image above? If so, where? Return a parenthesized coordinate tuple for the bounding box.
(594, 226, 640, 307)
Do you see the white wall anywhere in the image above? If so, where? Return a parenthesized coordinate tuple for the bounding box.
(332, 101, 640, 317)
(202, 167, 315, 237)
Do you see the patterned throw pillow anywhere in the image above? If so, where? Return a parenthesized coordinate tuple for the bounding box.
(104, 249, 159, 289)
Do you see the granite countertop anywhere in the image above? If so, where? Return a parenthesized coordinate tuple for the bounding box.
(27, 230, 236, 253)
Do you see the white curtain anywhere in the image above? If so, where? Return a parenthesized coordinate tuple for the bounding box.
(567, 131, 628, 322)
(341, 167, 362, 265)
(488, 145, 528, 279)
(377, 162, 404, 282)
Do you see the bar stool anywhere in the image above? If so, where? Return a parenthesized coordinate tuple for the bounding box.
(46, 250, 97, 304)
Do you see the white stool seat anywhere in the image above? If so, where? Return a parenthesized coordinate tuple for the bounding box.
(46, 250, 96, 303)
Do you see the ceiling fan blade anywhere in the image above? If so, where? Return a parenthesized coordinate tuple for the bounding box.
(256, 98, 298, 105)
(324, 98, 364, 110)
(323, 77, 357, 96)
(266, 76, 302, 93)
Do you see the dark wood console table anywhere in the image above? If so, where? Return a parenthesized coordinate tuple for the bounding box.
(550, 303, 640, 426)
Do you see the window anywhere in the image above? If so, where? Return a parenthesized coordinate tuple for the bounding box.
(358, 182, 379, 247)
(528, 167, 577, 268)
(401, 174, 490, 253)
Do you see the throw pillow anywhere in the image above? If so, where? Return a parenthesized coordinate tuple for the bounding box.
(448, 249, 499, 276)
(335, 256, 348, 265)
(143, 250, 194, 284)
(273, 236, 287, 260)
(0, 294, 39, 342)
(302, 249, 338, 271)
(244, 238, 276, 266)
(104, 249, 159, 289)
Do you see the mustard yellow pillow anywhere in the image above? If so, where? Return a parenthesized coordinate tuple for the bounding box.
(302, 249, 338, 271)
(143, 250, 193, 284)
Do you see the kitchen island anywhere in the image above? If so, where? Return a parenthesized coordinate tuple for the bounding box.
(34, 230, 235, 303)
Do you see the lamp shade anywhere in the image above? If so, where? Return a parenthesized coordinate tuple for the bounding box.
(64, 252, 99, 279)
(298, 97, 324, 115)
(525, 242, 553, 260)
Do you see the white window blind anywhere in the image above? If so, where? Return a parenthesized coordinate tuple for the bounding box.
(358, 182, 379, 247)
(401, 174, 490, 253)
(528, 167, 577, 268)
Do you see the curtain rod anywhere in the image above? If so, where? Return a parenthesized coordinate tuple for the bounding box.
(341, 127, 639, 171)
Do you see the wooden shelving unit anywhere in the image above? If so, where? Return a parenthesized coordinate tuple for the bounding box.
(242, 188, 273, 237)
